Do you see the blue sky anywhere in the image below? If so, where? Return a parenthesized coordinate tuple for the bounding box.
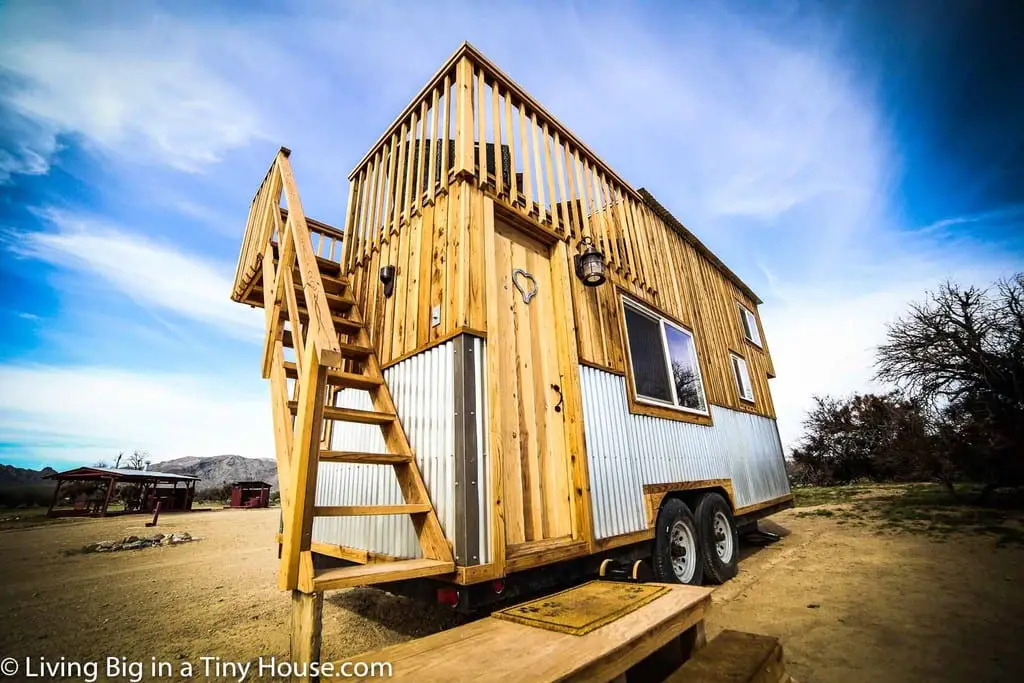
(1, 0, 1021, 469)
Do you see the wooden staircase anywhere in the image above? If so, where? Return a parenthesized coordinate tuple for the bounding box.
(231, 148, 454, 595)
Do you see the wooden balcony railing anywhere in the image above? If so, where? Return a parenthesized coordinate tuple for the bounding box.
(233, 148, 343, 373)
(343, 42, 662, 293)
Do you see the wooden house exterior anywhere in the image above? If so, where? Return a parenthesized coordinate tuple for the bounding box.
(230, 42, 791, 656)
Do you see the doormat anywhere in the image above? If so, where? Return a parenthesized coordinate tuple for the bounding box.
(491, 580, 669, 636)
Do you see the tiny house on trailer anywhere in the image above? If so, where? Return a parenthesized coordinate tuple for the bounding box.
(231, 41, 791, 633)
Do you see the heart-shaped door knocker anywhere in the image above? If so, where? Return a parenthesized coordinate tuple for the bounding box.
(512, 268, 538, 304)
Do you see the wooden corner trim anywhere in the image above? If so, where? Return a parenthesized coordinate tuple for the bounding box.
(734, 493, 794, 517)
(627, 399, 714, 426)
(450, 563, 504, 585)
(592, 528, 655, 553)
(642, 479, 736, 527)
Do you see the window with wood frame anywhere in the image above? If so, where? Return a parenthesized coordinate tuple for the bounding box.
(737, 303, 762, 347)
(622, 298, 708, 414)
(730, 353, 755, 403)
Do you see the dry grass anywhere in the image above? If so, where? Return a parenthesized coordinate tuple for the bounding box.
(794, 483, 1024, 546)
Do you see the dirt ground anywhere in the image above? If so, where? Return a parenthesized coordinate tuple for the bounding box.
(1, 489, 1023, 682)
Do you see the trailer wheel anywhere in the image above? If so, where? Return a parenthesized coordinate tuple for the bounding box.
(652, 498, 704, 585)
(695, 492, 739, 584)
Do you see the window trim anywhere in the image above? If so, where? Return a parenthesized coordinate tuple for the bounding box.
(730, 352, 755, 404)
(737, 302, 763, 348)
(621, 296, 710, 417)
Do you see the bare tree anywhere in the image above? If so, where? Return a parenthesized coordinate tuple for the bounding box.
(124, 450, 150, 470)
(789, 393, 935, 487)
(875, 274, 1024, 499)
(671, 361, 705, 411)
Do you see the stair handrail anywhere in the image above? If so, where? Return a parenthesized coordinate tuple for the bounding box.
(274, 150, 344, 369)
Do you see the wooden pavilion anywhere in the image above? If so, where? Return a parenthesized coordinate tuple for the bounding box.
(45, 467, 200, 517)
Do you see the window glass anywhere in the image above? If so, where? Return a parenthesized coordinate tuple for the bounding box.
(624, 306, 673, 403)
(731, 354, 755, 402)
(739, 305, 762, 346)
(664, 325, 707, 411)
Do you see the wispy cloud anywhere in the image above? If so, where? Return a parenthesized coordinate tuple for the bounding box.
(911, 204, 1024, 237)
(0, 105, 60, 183)
(9, 210, 263, 340)
(0, 364, 272, 468)
(0, 3, 267, 176)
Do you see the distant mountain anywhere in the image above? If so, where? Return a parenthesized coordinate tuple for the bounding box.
(151, 455, 278, 491)
(0, 464, 58, 485)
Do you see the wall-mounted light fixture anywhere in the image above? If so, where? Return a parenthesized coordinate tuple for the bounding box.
(574, 236, 606, 287)
(380, 265, 396, 298)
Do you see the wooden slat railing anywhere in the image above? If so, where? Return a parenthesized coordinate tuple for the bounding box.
(282, 209, 346, 264)
(232, 148, 343, 374)
(343, 43, 660, 293)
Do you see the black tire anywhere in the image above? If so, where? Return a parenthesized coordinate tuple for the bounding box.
(651, 498, 704, 585)
(695, 492, 739, 584)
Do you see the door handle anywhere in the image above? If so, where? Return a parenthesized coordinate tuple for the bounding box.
(551, 384, 563, 413)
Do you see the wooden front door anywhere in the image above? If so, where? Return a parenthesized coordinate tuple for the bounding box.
(490, 218, 573, 551)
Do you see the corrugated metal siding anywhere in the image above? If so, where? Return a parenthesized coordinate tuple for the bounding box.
(313, 343, 456, 558)
(580, 366, 791, 539)
(311, 337, 491, 564)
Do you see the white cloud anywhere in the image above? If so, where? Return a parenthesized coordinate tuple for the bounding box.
(10, 210, 263, 340)
(0, 364, 272, 468)
(0, 5, 266, 175)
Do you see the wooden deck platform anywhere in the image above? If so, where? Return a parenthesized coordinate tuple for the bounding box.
(341, 582, 713, 682)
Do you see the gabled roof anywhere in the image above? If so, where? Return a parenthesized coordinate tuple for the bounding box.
(46, 467, 200, 481)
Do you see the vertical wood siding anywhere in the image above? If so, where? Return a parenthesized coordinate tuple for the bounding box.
(342, 45, 778, 421)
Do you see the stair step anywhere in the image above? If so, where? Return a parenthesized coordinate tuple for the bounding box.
(290, 307, 362, 334)
(295, 289, 355, 312)
(314, 255, 343, 276)
(282, 362, 382, 389)
(320, 451, 413, 464)
(271, 268, 349, 294)
(312, 558, 454, 592)
(269, 241, 342, 276)
(288, 403, 395, 425)
(317, 271, 349, 294)
(314, 504, 431, 516)
(281, 335, 372, 359)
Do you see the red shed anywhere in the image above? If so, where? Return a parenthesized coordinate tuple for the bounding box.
(230, 481, 272, 508)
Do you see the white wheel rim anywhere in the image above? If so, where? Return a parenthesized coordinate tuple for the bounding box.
(713, 510, 734, 563)
(669, 519, 697, 583)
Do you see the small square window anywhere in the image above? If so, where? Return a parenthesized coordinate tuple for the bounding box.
(738, 303, 762, 347)
(731, 353, 755, 403)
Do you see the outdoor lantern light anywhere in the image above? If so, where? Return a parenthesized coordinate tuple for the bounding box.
(380, 265, 396, 298)
(574, 236, 606, 287)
